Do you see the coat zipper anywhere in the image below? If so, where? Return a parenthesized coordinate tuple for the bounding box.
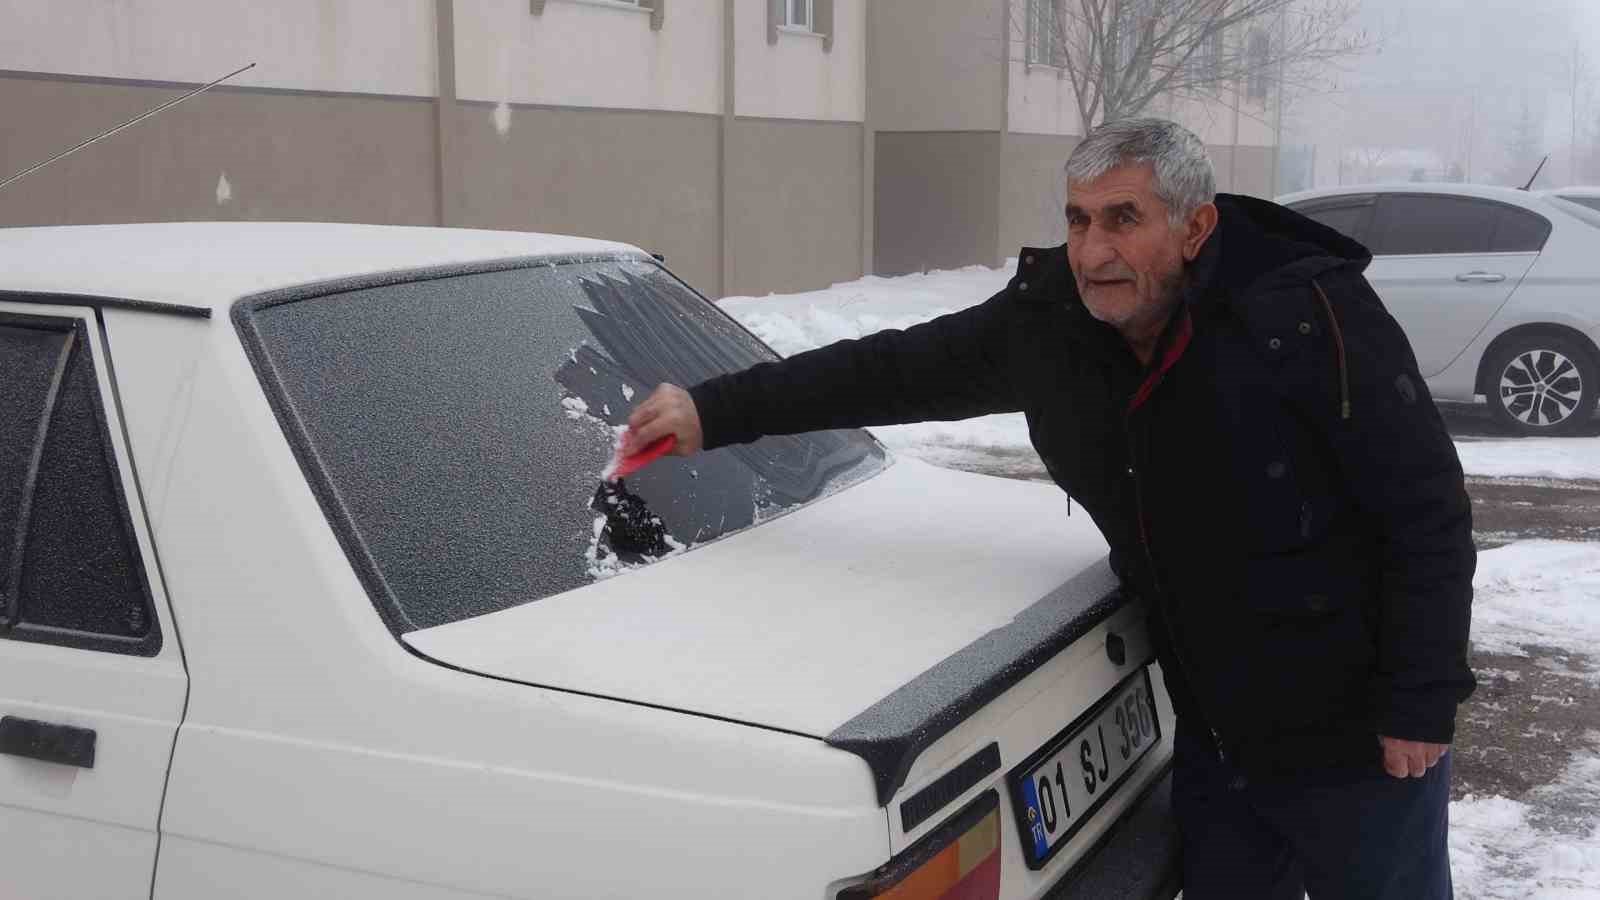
(1124, 402, 1229, 765)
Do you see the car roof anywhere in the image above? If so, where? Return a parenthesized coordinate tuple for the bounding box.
(1275, 182, 1555, 209)
(1542, 185, 1600, 198)
(0, 222, 643, 314)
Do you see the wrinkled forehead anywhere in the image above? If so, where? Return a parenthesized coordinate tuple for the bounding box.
(1064, 163, 1165, 214)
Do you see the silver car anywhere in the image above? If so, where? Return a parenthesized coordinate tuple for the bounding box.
(1543, 186, 1600, 215)
(1276, 183, 1600, 435)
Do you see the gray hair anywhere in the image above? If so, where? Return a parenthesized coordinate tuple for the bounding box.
(1064, 118, 1216, 226)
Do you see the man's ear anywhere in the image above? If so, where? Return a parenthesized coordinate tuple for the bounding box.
(1182, 202, 1219, 261)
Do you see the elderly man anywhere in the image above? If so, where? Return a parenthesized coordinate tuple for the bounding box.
(625, 117, 1474, 898)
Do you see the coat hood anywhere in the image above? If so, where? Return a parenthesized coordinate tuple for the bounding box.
(1202, 192, 1372, 308)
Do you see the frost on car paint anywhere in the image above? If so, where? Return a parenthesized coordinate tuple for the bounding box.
(243, 259, 886, 632)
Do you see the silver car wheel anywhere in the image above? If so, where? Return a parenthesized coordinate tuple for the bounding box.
(1499, 349, 1584, 427)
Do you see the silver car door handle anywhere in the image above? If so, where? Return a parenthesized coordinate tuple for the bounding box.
(1455, 271, 1506, 283)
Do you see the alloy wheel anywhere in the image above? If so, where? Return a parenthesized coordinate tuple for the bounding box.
(1499, 349, 1585, 428)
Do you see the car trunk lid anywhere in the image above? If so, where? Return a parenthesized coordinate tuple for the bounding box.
(403, 458, 1114, 759)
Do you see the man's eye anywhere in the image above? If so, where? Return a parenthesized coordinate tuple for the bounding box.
(1118, 211, 1139, 225)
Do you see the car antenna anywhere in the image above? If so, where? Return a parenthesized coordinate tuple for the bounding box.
(1519, 155, 1550, 191)
(0, 62, 256, 194)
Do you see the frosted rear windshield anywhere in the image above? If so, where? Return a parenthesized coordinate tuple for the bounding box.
(240, 259, 886, 633)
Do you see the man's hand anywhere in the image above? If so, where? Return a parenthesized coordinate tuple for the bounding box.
(1379, 736, 1448, 779)
(624, 384, 704, 457)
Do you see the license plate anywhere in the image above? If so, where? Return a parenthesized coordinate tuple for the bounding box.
(1007, 668, 1162, 869)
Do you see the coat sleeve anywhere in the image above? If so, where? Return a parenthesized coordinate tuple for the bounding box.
(1311, 268, 1476, 745)
(689, 287, 1021, 451)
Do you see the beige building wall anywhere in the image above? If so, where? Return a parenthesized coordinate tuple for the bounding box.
(735, 0, 865, 121)
(999, 133, 1073, 258)
(0, 0, 438, 96)
(453, 0, 722, 113)
(1009, 62, 1085, 137)
(869, 0, 1004, 133)
(1, 0, 870, 298)
(448, 102, 722, 292)
(874, 132, 1001, 277)
(0, 74, 439, 228)
(725, 118, 863, 296)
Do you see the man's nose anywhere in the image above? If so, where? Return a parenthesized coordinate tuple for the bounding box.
(1075, 225, 1120, 271)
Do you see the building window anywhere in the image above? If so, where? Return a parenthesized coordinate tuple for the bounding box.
(1186, 25, 1224, 83)
(1245, 30, 1271, 102)
(1114, 0, 1157, 72)
(1026, 0, 1066, 68)
(768, 0, 831, 50)
(786, 0, 812, 29)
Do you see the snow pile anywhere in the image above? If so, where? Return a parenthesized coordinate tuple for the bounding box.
(721, 261, 1013, 356)
(1470, 540, 1600, 658)
(1456, 437, 1600, 483)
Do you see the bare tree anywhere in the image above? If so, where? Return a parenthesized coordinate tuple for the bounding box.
(1345, 145, 1390, 183)
(1011, 0, 1368, 130)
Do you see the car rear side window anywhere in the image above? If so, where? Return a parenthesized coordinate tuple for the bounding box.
(1292, 200, 1373, 244)
(237, 258, 888, 634)
(0, 313, 161, 656)
(1369, 195, 1499, 256)
(1488, 207, 1552, 252)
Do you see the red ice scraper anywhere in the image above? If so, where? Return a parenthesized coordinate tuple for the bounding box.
(603, 431, 677, 481)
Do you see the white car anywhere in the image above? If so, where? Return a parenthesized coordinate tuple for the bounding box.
(1543, 185, 1600, 214)
(0, 223, 1176, 900)
(1277, 183, 1600, 434)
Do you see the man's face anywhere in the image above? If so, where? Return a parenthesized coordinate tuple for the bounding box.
(1064, 164, 1211, 335)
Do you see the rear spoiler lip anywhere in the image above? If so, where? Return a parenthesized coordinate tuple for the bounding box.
(825, 558, 1133, 806)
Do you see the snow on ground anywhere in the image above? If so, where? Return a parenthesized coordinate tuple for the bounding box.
(1456, 438, 1600, 483)
(719, 262, 1600, 483)
(1463, 543, 1600, 895)
(722, 262, 1600, 898)
(1452, 737, 1600, 898)
(1472, 541, 1600, 659)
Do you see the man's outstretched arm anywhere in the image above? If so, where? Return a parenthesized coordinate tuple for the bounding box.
(626, 288, 1021, 455)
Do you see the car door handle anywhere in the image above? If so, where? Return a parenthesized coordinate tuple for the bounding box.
(1455, 271, 1506, 283)
(0, 716, 96, 768)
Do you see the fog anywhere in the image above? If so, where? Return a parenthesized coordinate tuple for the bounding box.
(1281, 0, 1600, 191)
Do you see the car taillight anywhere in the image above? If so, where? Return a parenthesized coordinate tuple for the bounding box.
(839, 790, 1001, 900)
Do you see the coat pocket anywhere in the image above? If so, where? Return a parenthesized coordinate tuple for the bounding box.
(1236, 539, 1378, 730)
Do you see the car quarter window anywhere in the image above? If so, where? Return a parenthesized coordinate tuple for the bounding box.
(1488, 206, 1552, 253)
(0, 313, 161, 656)
(238, 259, 887, 634)
(1368, 194, 1501, 256)
(1290, 198, 1374, 244)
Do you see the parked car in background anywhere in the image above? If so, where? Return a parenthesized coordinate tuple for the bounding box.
(1543, 186, 1600, 214)
(0, 223, 1176, 900)
(1276, 183, 1600, 435)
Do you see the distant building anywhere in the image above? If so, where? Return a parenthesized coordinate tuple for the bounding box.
(872, 0, 1282, 277)
(0, 0, 1279, 295)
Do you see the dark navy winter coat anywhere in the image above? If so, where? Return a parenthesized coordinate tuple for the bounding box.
(690, 193, 1476, 779)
